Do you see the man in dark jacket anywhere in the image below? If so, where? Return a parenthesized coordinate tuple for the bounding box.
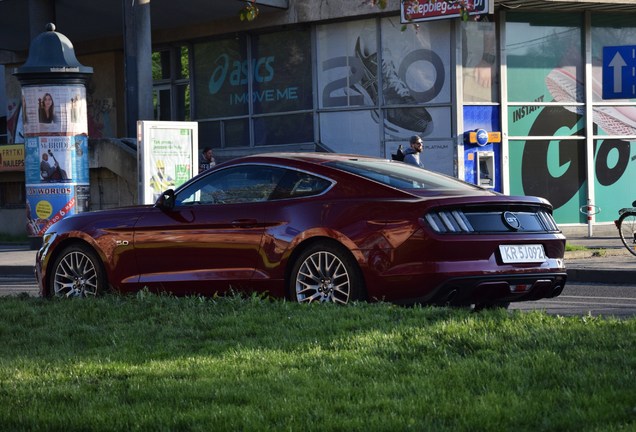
(199, 146, 216, 173)
(403, 135, 424, 168)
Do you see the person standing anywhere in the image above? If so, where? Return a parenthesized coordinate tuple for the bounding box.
(199, 146, 216, 173)
(403, 135, 424, 168)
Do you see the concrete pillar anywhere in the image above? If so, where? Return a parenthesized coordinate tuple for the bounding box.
(123, 0, 154, 138)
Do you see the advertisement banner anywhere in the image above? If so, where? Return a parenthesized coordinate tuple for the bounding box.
(316, 17, 453, 174)
(0, 144, 25, 172)
(21, 84, 90, 237)
(138, 121, 198, 204)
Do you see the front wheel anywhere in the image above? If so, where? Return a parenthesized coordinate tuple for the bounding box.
(48, 243, 107, 298)
(617, 212, 636, 257)
(289, 242, 365, 305)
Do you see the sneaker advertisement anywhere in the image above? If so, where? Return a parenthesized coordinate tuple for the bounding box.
(506, 14, 636, 225)
(316, 17, 453, 175)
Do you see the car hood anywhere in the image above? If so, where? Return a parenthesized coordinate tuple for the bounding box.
(44, 205, 155, 234)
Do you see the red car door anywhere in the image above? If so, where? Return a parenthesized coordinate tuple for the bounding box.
(131, 164, 287, 296)
(132, 201, 269, 296)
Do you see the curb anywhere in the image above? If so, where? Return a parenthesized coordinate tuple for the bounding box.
(566, 268, 635, 285)
(0, 266, 35, 277)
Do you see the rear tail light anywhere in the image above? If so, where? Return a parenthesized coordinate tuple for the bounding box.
(425, 211, 474, 233)
(425, 208, 560, 234)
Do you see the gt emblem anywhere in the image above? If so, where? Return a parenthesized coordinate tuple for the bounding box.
(502, 211, 521, 230)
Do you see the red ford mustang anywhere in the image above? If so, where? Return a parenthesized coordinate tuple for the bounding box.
(35, 152, 566, 308)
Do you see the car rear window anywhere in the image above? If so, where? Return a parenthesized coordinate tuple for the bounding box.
(325, 160, 481, 191)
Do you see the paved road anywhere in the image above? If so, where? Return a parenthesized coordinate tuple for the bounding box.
(510, 282, 636, 318)
(2, 276, 635, 318)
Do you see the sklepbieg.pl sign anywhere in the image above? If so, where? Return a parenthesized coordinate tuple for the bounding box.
(401, 0, 492, 23)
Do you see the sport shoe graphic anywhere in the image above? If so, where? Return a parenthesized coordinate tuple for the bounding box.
(353, 37, 379, 105)
(546, 66, 636, 135)
(381, 58, 433, 134)
(353, 37, 433, 135)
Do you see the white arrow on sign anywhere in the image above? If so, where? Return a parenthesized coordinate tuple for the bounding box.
(609, 52, 627, 93)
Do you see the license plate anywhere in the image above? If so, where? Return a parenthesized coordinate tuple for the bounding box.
(499, 244, 546, 263)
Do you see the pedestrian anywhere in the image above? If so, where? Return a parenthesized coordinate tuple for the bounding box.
(199, 146, 216, 173)
(403, 135, 424, 168)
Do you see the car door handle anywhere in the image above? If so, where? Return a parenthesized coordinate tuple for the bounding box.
(231, 219, 259, 228)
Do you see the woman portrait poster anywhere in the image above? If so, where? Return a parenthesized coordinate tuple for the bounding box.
(38, 92, 56, 123)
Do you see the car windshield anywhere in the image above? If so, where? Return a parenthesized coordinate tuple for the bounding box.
(325, 159, 480, 191)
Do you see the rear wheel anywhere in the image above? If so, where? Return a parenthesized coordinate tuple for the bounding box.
(617, 212, 636, 257)
(289, 242, 365, 305)
(48, 243, 107, 298)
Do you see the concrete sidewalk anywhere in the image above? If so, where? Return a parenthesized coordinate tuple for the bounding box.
(1, 234, 635, 284)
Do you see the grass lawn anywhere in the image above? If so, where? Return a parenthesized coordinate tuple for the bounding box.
(0, 292, 634, 431)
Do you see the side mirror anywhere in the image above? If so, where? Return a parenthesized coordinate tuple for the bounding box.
(155, 189, 175, 210)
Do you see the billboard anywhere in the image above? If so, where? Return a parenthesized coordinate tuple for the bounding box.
(137, 121, 198, 204)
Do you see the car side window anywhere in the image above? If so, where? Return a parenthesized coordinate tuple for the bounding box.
(175, 165, 286, 206)
(269, 170, 332, 200)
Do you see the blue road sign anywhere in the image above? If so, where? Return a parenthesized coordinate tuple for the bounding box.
(603, 45, 636, 99)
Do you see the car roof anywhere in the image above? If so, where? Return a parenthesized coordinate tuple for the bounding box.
(229, 152, 380, 165)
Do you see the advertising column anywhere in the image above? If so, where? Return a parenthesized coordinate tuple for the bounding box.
(14, 23, 93, 248)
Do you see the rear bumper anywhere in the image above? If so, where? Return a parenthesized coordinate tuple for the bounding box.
(403, 272, 567, 307)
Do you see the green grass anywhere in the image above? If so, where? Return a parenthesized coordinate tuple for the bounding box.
(0, 292, 634, 431)
(566, 244, 589, 252)
(0, 232, 28, 244)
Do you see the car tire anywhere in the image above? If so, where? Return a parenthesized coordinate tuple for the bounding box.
(48, 243, 107, 298)
(289, 241, 365, 304)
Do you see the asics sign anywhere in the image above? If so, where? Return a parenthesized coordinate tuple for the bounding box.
(401, 0, 492, 23)
(209, 54, 275, 94)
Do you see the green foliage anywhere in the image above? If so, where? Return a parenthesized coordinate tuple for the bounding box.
(239, 1, 259, 22)
(0, 294, 634, 430)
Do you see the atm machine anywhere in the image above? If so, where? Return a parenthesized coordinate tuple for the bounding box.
(477, 150, 495, 188)
(463, 128, 500, 191)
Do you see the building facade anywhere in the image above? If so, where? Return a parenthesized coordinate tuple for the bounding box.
(1, 0, 636, 237)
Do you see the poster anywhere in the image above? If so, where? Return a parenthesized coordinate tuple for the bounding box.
(315, 17, 454, 174)
(21, 84, 90, 237)
(138, 121, 198, 204)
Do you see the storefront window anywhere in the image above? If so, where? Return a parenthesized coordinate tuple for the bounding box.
(591, 15, 636, 104)
(508, 138, 586, 224)
(507, 105, 584, 137)
(254, 113, 313, 146)
(317, 19, 377, 109)
(316, 17, 454, 175)
(194, 36, 249, 119)
(461, 21, 498, 103)
(251, 30, 312, 114)
(593, 138, 635, 222)
(152, 46, 191, 121)
(506, 13, 583, 104)
(193, 29, 313, 148)
(588, 15, 636, 221)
